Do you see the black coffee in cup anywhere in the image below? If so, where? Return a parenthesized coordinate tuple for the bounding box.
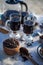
(10, 18, 20, 31)
(6, 14, 20, 31)
(23, 20, 34, 34)
(10, 13, 21, 31)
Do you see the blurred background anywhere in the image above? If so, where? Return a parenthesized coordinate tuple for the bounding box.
(0, 0, 43, 14)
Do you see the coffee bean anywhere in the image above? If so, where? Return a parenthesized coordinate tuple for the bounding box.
(3, 38, 19, 48)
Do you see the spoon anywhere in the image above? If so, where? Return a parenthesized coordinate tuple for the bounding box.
(19, 47, 39, 65)
(0, 27, 9, 34)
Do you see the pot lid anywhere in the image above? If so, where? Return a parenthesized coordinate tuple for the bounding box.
(5, 0, 20, 4)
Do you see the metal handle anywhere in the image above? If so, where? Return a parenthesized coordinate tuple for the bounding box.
(19, 1, 28, 12)
(5, 20, 10, 28)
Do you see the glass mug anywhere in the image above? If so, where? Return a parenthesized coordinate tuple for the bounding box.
(23, 15, 35, 34)
(5, 13, 21, 31)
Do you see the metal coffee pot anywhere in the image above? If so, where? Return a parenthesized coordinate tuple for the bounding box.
(1, 0, 28, 25)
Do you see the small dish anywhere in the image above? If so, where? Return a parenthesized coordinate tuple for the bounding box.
(37, 44, 43, 58)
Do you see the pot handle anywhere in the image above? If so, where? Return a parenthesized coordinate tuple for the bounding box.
(19, 1, 28, 12)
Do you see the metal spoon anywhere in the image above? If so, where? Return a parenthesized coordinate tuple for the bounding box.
(19, 47, 39, 65)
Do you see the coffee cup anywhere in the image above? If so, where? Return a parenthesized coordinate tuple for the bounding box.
(5, 13, 21, 31)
